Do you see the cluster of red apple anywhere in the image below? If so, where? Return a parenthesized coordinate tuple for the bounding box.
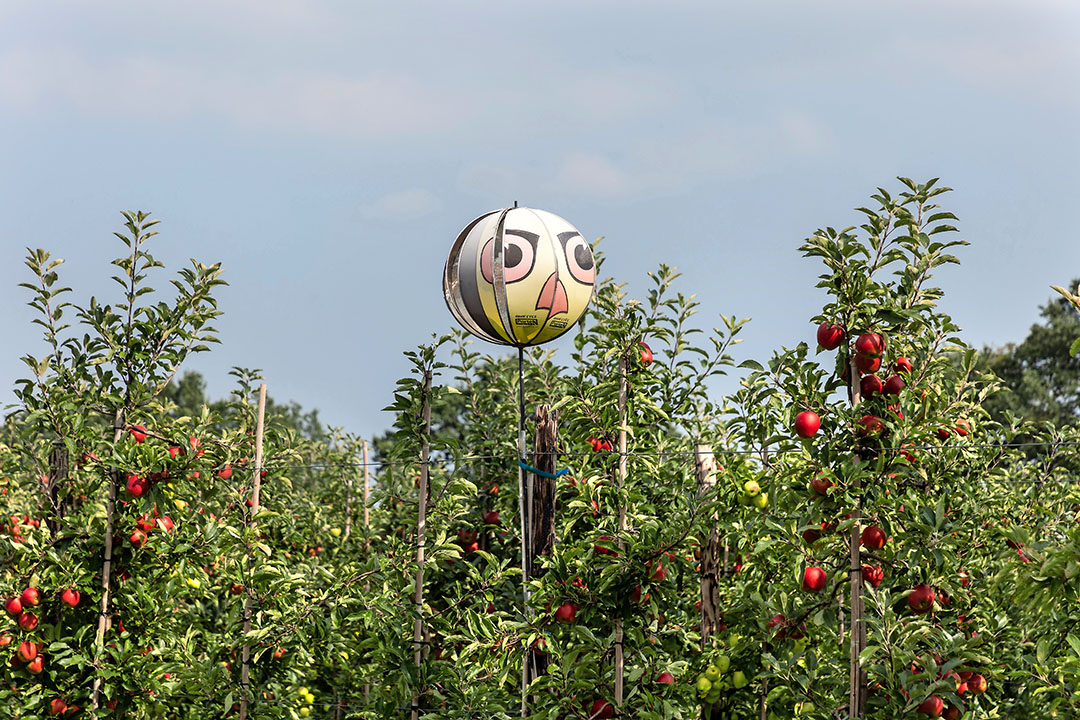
(4, 585, 79, 682)
(588, 436, 612, 452)
(128, 506, 175, 549)
(0, 514, 39, 544)
(911, 665, 987, 718)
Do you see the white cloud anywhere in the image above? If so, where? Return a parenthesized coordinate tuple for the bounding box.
(359, 189, 443, 221)
(0, 49, 470, 140)
(456, 111, 834, 202)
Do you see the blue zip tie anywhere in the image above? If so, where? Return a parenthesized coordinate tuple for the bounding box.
(518, 460, 570, 480)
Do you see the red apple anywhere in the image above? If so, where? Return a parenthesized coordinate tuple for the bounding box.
(810, 472, 833, 496)
(0, 632, 11, 648)
(125, 474, 148, 497)
(217, 464, 233, 480)
(917, 695, 943, 717)
(61, 588, 80, 607)
(656, 671, 675, 685)
(854, 353, 882, 374)
(159, 516, 174, 533)
(18, 611, 38, 630)
(860, 375, 883, 397)
(942, 704, 962, 720)
(630, 585, 650, 604)
(766, 613, 788, 639)
(638, 341, 653, 365)
(861, 565, 884, 588)
(860, 525, 886, 550)
(816, 322, 846, 350)
(794, 411, 821, 438)
(955, 419, 972, 436)
(893, 356, 914, 374)
(968, 674, 987, 694)
(588, 699, 614, 719)
(802, 566, 827, 592)
(129, 425, 148, 443)
(854, 332, 884, 358)
(137, 516, 156, 533)
(17, 640, 38, 662)
(937, 427, 951, 440)
(4, 596, 22, 616)
(856, 415, 884, 436)
(20, 587, 40, 607)
(648, 559, 667, 582)
(593, 536, 618, 556)
(130, 528, 148, 549)
(908, 584, 935, 614)
(27, 656, 44, 674)
(883, 375, 905, 395)
(802, 527, 821, 544)
(48, 699, 67, 716)
(554, 602, 577, 624)
(168, 445, 184, 459)
(482, 510, 500, 526)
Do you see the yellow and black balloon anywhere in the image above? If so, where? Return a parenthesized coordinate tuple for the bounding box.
(443, 207, 596, 347)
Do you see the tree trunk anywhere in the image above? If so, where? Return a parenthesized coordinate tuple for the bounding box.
(525, 405, 558, 683)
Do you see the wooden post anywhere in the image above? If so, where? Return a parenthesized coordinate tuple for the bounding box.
(525, 405, 558, 684)
(696, 445, 720, 646)
(91, 409, 124, 711)
(614, 356, 629, 708)
(239, 384, 267, 720)
(847, 359, 865, 719)
(411, 370, 433, 720)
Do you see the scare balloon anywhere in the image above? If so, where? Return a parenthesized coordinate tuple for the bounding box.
(443, 207, 596, 347)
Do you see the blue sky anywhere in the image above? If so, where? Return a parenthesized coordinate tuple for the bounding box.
(1, 1, 1077, 437)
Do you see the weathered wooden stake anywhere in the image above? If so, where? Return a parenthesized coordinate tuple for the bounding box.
(412, 370, 433, 720)
(696, 444, 721, 648)
(525, 405, 558, 685)
(239, 383, 267, 720)
(614, 355, 629, 708)
(91, 409, 124, 711)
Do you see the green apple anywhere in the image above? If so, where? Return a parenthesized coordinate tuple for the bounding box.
(330, 527, 341, 538)
(704, 665, 721, 682)
(716, 655, 730, 673)
(743, 480, 761, 496)
(705, 686, 722, 705)
(795, 701, 815, 716)
(752, 492, 768, 510)
(696, 676, 712, 695)
(732, 670, 748, 689)
(737, 493, 752, 506)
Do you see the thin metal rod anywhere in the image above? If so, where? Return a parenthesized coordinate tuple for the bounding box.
(518, 346, 530, 717)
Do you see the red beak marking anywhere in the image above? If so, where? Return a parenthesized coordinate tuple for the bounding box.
(536, 272, 568, 316)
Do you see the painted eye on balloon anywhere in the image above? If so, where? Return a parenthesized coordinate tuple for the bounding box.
(559, 232, 595, 285)
(481, 231, 538, 284)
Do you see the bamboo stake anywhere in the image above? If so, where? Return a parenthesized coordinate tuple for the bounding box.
(848, 359, 864, 719)
(363, 440, 371, 533)
(239, 383, 267, 720)
(90, 409, 124, 711)
(362, 439, 372, 703)
(614, 355, 629, 708)
(411, 370, 433, 720)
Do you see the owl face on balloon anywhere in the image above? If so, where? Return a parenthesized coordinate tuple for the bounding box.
(444, 207, 596, 347)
